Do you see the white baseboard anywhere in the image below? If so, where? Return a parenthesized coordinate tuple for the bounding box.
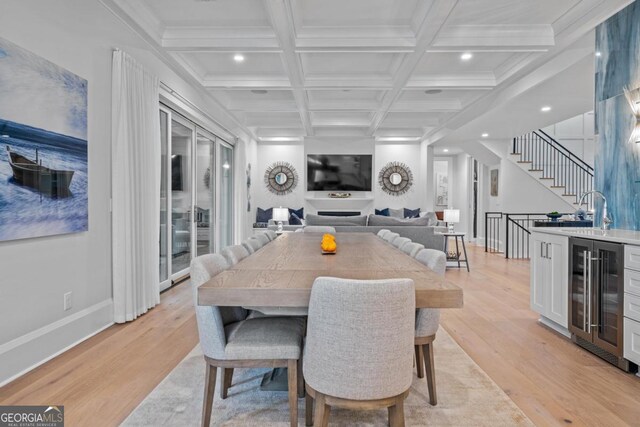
(0, 299, 114, 387)
(538, 316, 571, 338)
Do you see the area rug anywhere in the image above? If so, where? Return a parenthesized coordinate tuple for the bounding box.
(122, 329, 532, 426)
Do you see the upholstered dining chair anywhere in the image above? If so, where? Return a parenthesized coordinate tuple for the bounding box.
(413, 248, 446, 406)
(401, 242, 425, 258)
(393, 236, 411, 249)
(304, 277, 415, 426)
(242, 237, 263, 254)
(377, 229, 391, 239)
(383, 232, 399, 244)
(221, 245, 250, 266)
(190, 254, 305, 427)
(265, 230, 278, 241)
(303, 226, 336, 234)
(254, 232, 271, 246)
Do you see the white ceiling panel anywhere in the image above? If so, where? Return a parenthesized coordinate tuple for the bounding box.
(300, 52, 404, 78)
(446, 0, 582, 26)
(111, 0, 628, 141)
(137, 0, 271, 27)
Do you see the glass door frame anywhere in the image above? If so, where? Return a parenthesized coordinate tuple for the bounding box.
(592, 240, 624, 356)
(159, 106, 197, 290)
(193, 127, 218, 257)
(159, 103, 235, 290)
(216, 139, 235, 250)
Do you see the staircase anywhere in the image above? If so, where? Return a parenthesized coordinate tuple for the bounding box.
(510, 129, 594, 209)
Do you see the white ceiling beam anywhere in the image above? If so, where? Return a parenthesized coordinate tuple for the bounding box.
(432, 25, 555, 50)
(162, 26, 280, 51)
(201, 77, 292, 88)
(265, 0, 314, 136)
(390, 99, 462, 113)
(407, 74, 496, 88)
(368, 0, 460, 136)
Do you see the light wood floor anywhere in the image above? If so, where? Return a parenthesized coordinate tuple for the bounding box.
(1, 244, 639, 426)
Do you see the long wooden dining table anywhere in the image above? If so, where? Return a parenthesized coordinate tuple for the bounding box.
(198, 232, 463, 309)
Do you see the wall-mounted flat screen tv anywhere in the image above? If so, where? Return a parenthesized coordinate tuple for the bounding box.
(307, 154, 373, 191)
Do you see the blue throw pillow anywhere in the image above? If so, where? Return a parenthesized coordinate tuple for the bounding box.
(289, 212, 302, 225)
(256, 207, 273, 223)
(288, 207, 304, 219)
(404, 208, 420, 218)
(375, 208, 390, 216)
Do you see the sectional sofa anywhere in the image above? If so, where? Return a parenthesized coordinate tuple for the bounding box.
(268, 213, 447, 251)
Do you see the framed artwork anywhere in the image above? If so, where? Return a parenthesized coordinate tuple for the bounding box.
(436, 172, 448, 206)
(491, 169, 499, 196)
(0, 37, 88, 242)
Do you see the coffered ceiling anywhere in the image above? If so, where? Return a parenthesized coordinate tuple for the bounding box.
(107, 0, 631, 143)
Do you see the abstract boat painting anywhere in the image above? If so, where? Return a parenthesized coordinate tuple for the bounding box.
(0, 37, 88, 242)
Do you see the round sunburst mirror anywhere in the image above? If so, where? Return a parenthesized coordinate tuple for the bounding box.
(264, 161, 298, 195)
(378, 162, 413, 196)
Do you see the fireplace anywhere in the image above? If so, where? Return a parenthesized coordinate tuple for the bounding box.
(317, 211, 361, 217)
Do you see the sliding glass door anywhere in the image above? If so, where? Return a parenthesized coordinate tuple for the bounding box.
(170, 115, 193, 278)
(158, 105, 233, 291)
(219, 143, 233, 248)
(195, 131, 216, 257)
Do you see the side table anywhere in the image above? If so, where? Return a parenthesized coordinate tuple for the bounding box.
(437, 232, 470, 271)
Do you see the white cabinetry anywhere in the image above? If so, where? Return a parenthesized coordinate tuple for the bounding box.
(530, 231, 569, 333)
(623, 244, 640, 366)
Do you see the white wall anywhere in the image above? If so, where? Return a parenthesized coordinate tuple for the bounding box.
(252, 138, 433, 217)
(374, 143, 422, 211)
(0, 0, 254, 385)
(542, 111, 595, 166)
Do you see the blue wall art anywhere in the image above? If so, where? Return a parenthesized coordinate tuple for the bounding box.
(0, 37, 88, 242)
(595, 0, 640, 230)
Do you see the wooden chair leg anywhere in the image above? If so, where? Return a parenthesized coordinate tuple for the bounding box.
(313, 392, 330, 427)
(415, 344, 425, 378)
(287, 360, 298, 427)
(388, 396, 405, 427)
(305, 392, 313, 426)
(423, 343, 437, 405)
(221, 368, 234, 399)
(202, 363, 217, 427)
(297, 357, 305, 398)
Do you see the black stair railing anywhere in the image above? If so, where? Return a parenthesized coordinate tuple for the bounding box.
(485, 212, 572, 259)
(512, 129, 594, 207)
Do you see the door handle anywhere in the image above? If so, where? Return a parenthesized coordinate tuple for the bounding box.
(587, 250, 593, 334)
(583, 250, 588, 330)
(546, 243, 551, 259)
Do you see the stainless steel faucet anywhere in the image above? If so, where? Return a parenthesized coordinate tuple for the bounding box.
(578, 190, 612, 230)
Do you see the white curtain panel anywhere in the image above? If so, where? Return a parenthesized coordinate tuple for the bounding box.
(111, 50, 161, 323)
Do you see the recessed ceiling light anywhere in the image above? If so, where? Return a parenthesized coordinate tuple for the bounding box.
(251, 89, 268, 95)
(540, 106, 552, 112)
(595, 51, 602, 57)
(460, 52, 473, 61)
(481, 133, 489, 138)
(443, 149, 449, 152)
(233, 54, 245, 62)
(424, 89, 442, 95)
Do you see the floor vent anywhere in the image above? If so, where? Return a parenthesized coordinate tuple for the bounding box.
(573, 336, 637, 372)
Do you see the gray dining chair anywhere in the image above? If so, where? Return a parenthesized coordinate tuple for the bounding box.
(242, 237, 263, 254)
(377, 229, 391, 239)
(221, 245, 250, 266)
(402, 242, 425, 258)
(254, 233, 271, 246)
(303, 226, 336, 234)
(413, 248, 446, 406)
(191, 254, 305, 427)
(383, 232, 399, 244)
(303, 277, 415, 426)
(393, 236, 411, 249)
(265, 230, 278, 241)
